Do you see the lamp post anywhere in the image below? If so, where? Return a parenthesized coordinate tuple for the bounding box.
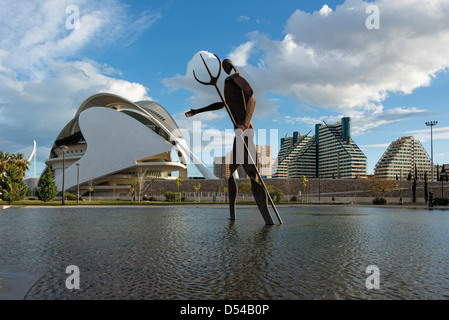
(441, 165, 447, 198)
(59, 145, 69, 205)
(425, 121, 438, 182)
(76, 163, 81, 204)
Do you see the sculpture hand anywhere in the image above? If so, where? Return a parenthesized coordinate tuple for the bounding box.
(185, 109, 196, 117)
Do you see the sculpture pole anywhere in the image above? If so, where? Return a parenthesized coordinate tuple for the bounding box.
(193, 54, 283, 225)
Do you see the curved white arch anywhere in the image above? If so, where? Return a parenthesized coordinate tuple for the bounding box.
(58, 107, 181, 190)
(75, 93, 217, 179)
(47, 93, 217, 188)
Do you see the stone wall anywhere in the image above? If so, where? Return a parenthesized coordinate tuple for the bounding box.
(142, 178, 448, 202)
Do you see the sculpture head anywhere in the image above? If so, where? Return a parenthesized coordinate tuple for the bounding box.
(222, 59, 238, 75)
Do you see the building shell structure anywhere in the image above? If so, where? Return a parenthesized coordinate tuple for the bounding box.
(43, 93, 216, 200)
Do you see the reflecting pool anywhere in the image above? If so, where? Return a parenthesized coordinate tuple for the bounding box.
(0, 205, 448, 299)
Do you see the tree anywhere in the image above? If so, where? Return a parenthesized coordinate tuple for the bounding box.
(300, 176, 308, 202)
(1, 165, 28, 204)
(238, 181, 251, 194)
(1, 152, 29, 197)
(407, 171, 412, 180)
(424, 171, 428, 203)
(412, 166, 417, 203)
(223, 187, 228, 203)
(134, 169, 149, 201)
(274, 188, 284, 203)
(130, 179, 137, 201)
(364, 177, 403, 200)
(193, 182, 201, 202)
(36, 169, 58, 202)
(175, 177, 183, 202)
(265, 184, 275, 199)
(87, 179, 95, 201)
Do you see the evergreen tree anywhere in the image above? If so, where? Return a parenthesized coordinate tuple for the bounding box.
(36, 169, 58, 202)
(412, 165, 417, 203)
(1, 165, 28, 204)
(424, 171, 428, 203)
(407, 170, 412, 180)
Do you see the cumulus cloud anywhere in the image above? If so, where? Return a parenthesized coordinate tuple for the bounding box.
(263, 0, 449, 110)
(0, 0, 158, 158)
(165, 0, 449, 136)
(228, 42, 255, 67)
(405, 126, 449, 142)
(319, 5, 333, 16)
(284, 106, 429, 136)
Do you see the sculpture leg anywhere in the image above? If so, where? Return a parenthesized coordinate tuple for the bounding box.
(228, 164, 239, 220)
(244, 164, 275, 225)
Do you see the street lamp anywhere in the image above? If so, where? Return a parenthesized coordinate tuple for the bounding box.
(59, 145, 69, 205)
(425, 121, 438, 182)
(441, 165, 447, 198)
(76, 163, 81, 204)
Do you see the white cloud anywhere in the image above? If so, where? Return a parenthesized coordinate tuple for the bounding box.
(283, 106, 428, 136)
(163, 51, 227, 109)
(360, 143, 391, 149)
(0, 0, 158, 153)
(164, 0, 449, 135)
(228, 42, 255, 67)
(319, 5, 333, 16)
(237, 16, 251, 22)
(405, 126, 449, 142)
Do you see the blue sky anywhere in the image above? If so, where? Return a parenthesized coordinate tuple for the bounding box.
(1, 0, 448, 179)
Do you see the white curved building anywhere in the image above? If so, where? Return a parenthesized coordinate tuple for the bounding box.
(43, 93, 216, 199)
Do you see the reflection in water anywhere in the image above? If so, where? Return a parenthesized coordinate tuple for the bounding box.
(0, 206, 448, 300)
(217, 221, 276, 299)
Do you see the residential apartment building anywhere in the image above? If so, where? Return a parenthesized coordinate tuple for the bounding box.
(274, 132, 314, 178)
(255, 145, 274, 178)
(214, 144, 274, 179)
(273, 117, 367, 179)
(374, 136, 432, 180)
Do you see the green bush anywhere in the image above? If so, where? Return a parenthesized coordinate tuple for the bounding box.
(65, 192, 77, 200)
(274, 189, 284, 203)
(290, 195, 297, 202)
(165, 191, 175, 202)
(373, 197, 388, 205)
(164, 191, 185, 202)
(433, 197, 449, 206)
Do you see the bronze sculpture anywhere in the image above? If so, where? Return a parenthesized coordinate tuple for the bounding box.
(186, 53, 282, 225)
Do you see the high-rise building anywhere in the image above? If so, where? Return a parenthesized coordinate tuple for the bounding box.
(273, 117, 367, 179)
(213, 151, 247, 179)
(256, 145, 273, 178)
(274, 132, 314, 178)
(213, 145, 273, 179)
(374, 136, 432, 180)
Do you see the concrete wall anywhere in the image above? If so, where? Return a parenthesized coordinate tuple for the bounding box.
(132, 178, 448, 203)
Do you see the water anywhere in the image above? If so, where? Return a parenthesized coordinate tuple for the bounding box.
(0, 205, 448, 300)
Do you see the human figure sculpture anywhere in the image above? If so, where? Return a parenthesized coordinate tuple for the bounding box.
(186, 58, 275, 225)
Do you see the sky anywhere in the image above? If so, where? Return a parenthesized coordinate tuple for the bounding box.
(1, 0, 448, 179)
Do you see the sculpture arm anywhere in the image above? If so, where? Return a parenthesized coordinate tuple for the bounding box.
(185, 102, 224, 117)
